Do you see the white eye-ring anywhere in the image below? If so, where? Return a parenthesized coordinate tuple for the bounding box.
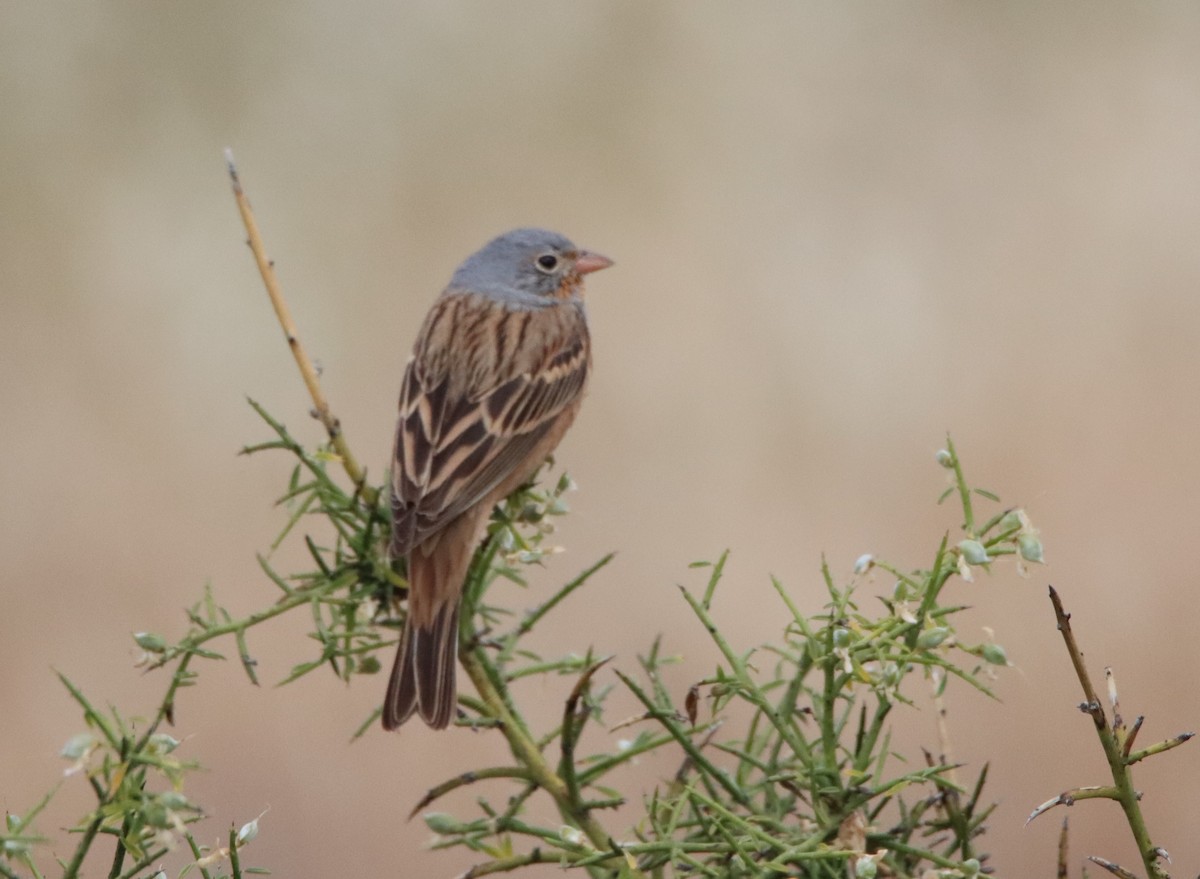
(535, 252, 560, 273)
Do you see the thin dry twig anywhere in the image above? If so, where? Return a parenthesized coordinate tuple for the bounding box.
(1025, 786, 1115, 825)
(1049, 587, 1105, 732)
(1087, 855, 1140, 879)
(1056, 818, 1068, 879)
(1037, 586, 1188, 879)
(408, 767, 535, 820)
(931, 669, 960, 789)
(225, 148, 375, 504)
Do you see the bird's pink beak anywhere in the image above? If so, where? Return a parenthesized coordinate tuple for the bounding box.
(575, 251, 614, 275)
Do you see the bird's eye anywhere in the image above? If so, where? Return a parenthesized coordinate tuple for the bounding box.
(535, 253, 560, 273)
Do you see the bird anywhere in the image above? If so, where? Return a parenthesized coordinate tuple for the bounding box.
(383, 228, 612, 730)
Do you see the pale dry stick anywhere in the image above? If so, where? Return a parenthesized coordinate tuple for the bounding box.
(1037, 586, 1184, 879)
(931, 668, 960, 789)
(923, 668, 977, 859)
(1088, 855, 1140, 879)
(225, 149, 376, 504)
(1057, 818, 1068, 879)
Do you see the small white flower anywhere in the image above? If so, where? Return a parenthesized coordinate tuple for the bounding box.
(355, 598, 379, 624)
(835, 647, 853, 675)
(61, 733, 98, 777)
(195, 842, 232, 867)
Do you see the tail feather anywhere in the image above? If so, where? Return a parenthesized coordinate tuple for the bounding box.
(382, 511, 479, 731)
(382, 616, 419, 730)
(383, 598, 460, 730)
(415, 603, 459, 728)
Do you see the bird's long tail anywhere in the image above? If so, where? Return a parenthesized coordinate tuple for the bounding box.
(383, 598, 459, 730)
(383, 530, 474, 730)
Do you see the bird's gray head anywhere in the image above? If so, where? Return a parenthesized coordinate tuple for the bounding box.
(450, 228, 612, 305)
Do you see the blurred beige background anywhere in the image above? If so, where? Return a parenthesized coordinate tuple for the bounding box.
(4, 3, 1200, 877)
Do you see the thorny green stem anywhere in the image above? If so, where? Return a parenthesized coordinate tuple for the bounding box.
(228, 826, 242, 879)
(184, 832, 215, 879)
(409, 767, 536, 819)
(943, 435, 975, 536)
(458, 849, 560, 877)
(460, 647, 641, 878)
(114, 847, 170, 879)
(61, 815, 105, 879)
(458, 533, 643, 879)
(105, 814, 130, 879)
(510, 553, 614, 641)
(617, 670, 749, 808)
(1048, 587, 1171, 879)
(147, 582, 336, 677)
(677, 587, 812, 764)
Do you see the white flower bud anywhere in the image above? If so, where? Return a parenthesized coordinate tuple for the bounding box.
(237, 818, 259, 844)
(148, 733, 180, 755)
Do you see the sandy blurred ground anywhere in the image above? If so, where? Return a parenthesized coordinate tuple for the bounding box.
(3, 3, 1200, 876)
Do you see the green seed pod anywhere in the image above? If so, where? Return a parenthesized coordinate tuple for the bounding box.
(423, 813, 466, 834)
(917, 627, 950, 650)
(957, 539, 990, 565)
(134, 632, 167, 653)
(159, 791, 189, 811)
(981, 643, 1008, 666)
(1017, 533, 1044, 563)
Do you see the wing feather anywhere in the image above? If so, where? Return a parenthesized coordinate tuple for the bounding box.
(390, 294, 589, 556)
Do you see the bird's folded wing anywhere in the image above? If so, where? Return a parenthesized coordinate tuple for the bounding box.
(390, 333, 588, 556)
